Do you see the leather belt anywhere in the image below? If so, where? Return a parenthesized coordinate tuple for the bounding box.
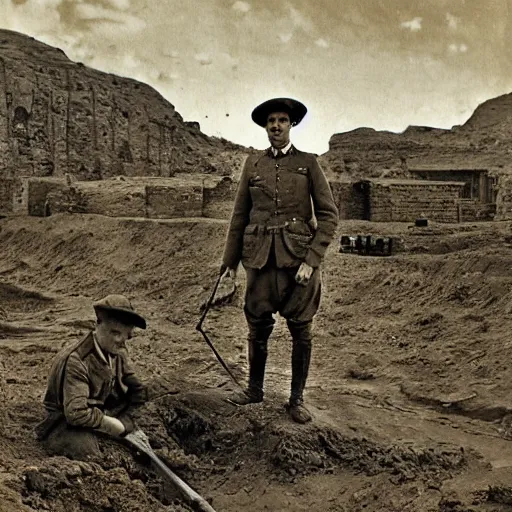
(264, 222, 289, 233)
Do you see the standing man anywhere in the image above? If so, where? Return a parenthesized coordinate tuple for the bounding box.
(36, 295, 148, 460)
(221, 97, 338, 423)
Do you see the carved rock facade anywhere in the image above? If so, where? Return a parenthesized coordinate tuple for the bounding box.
(0, 30, 245, 181)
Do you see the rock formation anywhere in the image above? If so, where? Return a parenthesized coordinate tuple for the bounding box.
(0, 30, 248, 180)
(320, 93, 512, 179)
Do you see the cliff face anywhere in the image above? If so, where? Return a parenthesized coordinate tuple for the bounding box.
(320, 92, 512, 179)
(0, 30, 247, 180)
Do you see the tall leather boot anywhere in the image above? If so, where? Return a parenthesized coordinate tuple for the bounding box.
(227, 319, 274, 405)
(287, 319, 313, 423)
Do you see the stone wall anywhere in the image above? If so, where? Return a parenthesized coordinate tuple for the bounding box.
(46, 185, 88, 214)
(146, 183, 203, 218)
(367, 180, 465, 223)
(330, 180, 366, 220)
(202, 177, 236, 219)
(1, 175, 479, 224)
(0, 178, 13, 213)
(495, 173, 512, 221)
(26, 177, 67, 216)
(46, 180, 146, 217)
(42, 175, 230, 219)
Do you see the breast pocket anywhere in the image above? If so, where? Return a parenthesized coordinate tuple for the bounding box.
(280, 167, 309, 204)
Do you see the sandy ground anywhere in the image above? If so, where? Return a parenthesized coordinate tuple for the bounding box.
(2, 213, 512, 511)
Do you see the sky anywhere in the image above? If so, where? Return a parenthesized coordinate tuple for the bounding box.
(1, 0, 512, 154)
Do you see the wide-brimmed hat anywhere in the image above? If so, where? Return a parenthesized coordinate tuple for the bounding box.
(251, 97, 307, 127)
(93, 294, 146, 329)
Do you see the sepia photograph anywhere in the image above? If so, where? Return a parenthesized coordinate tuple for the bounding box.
(1, 1, 512, 511)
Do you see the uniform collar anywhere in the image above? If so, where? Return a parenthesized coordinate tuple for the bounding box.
(268, 142, 294, 158)
(93, 332, 115, 369)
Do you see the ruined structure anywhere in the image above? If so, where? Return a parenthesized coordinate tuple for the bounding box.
(4, 30, 512, 224)
(409, 167, 497, 221)
(0, 30, 247, 182)
(14, 175, 237, 220)
(359, 180, 466, 223)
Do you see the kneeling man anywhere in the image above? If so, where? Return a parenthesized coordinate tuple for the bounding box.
(36, 294, 148, 460)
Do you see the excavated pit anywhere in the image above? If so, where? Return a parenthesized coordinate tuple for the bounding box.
(2, 215, 512, 511)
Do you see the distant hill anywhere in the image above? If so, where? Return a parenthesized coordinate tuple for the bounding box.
(0, 30, 249, 180)
(3, 29, 512, 183)
(320, 93, 512, 179)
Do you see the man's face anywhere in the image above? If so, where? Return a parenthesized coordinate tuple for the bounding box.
(96, 316, 134, 355)
(265, 111, 291, 149)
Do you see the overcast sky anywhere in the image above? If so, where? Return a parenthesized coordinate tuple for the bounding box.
(1, 0, 511, 154)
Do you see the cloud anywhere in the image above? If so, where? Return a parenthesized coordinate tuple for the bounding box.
(315, 38, 329, 49)
(279, 33, 293, 44)
(288, 4, 313, 32)
(218, 51, 239, 70)
(194, 52, 212, 65)
(448, 43, 468, 54)
(156, 71, 179, 82)
(232, 1, 250, 13)
(446, 13, 459, 30)
(121, 53, 142, 69)
(2, 0, 61, 34)
(400, 17, 422, 32)
(104, 0, 131, 9)
(162, 49, 180, 60)
(53, 1, 145, 35)
(74, 3, 144, 28)
(89, 17, 146, 36)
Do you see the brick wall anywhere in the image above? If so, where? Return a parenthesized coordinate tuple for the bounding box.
(146, 183, 203, 218)
(74, 182, 146, 217)
(202, 177, 236, 219)
(495, 174, 512, 220)
(46, 180, 146, 217)
(367, 180, 465, 222)
(0, 178, 14, 213)
(329, 180, 367, 220)
(46, 186, 89, 214)
(457, 199, 496, 221)
(27, 178, 68, 216)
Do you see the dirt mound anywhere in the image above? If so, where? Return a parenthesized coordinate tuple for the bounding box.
(3, 214, 512, 511)
(22, 457, 191, 512)
(0, 283, 54, 313)
(161, 391, 470, 485)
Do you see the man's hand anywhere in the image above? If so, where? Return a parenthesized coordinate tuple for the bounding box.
(295, 262, 314, 286)
(98, 415, 126, 437)
(98, 414, 137, 437)
(118, 414, 136, 436)
(221, 265, 236, 280)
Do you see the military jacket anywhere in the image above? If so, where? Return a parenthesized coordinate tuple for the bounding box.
(222, 146, 338, 269)
(42, 332, 147, 429)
